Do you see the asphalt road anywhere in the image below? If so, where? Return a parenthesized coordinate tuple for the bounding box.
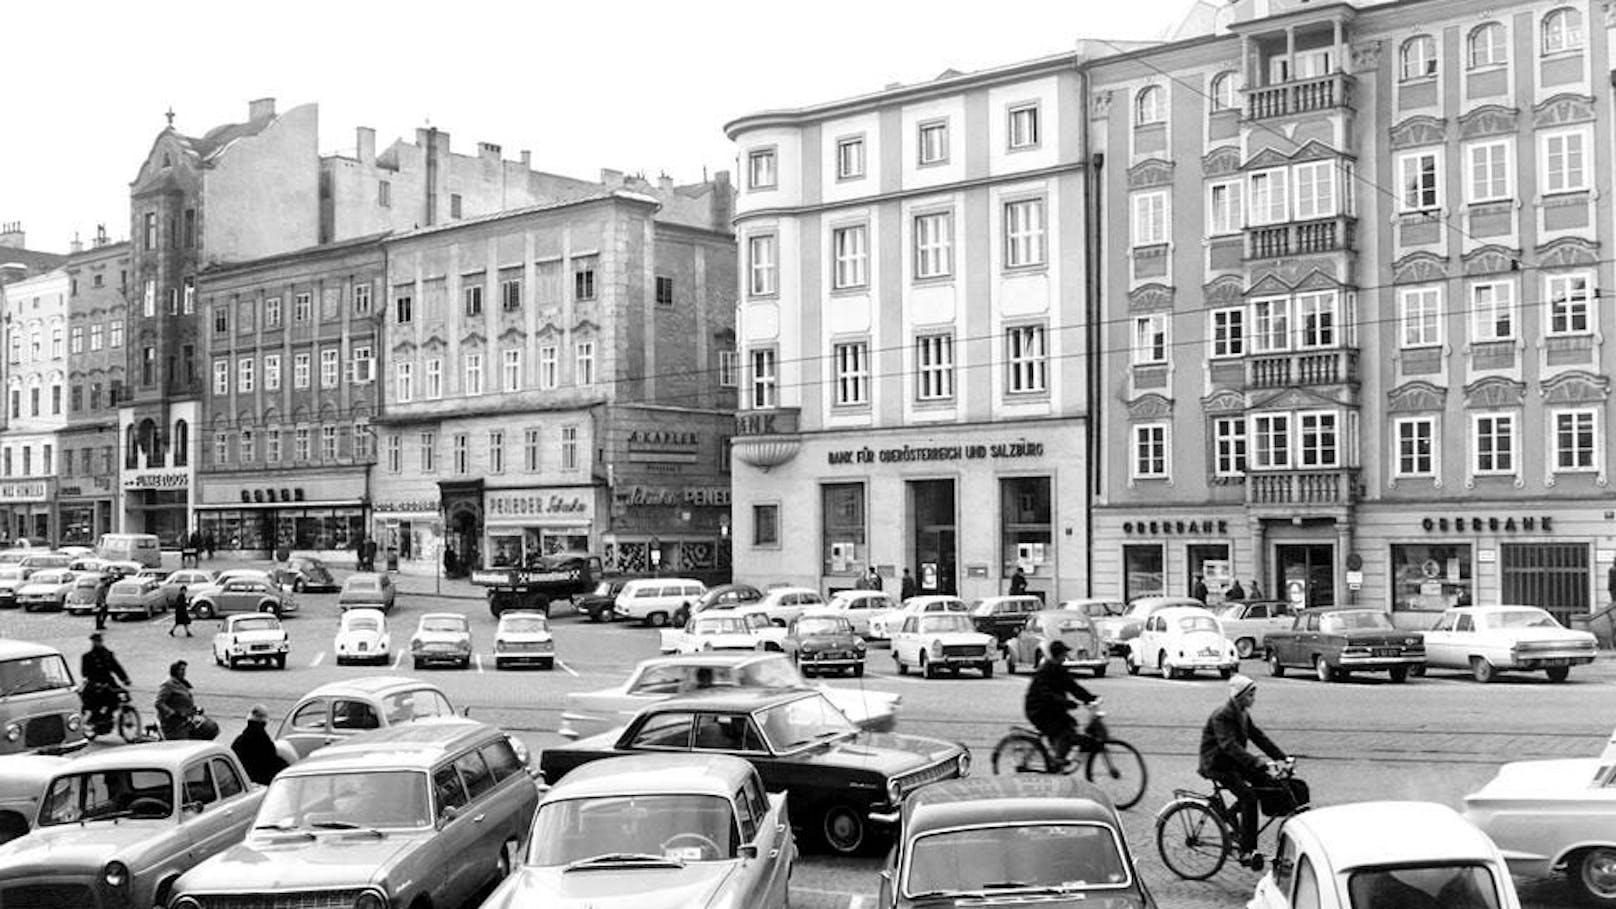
(3, 563, 1608, 909)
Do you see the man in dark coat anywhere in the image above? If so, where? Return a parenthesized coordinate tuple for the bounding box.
(1192, 574, 1209, 604)
(900, 569, 917, 601)
(1199, 674, 1289, 865)
(1009, 567, 1028, 596)
(232, 704, 289, 785)
(1023, 640, 1097, 770)
(154, 660, 197, 740)
(1225, 579, 1246, 601)
(80, 633, 130, 727)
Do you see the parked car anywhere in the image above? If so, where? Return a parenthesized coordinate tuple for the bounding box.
(338, 571, 396, 612)
(750, 586, 827, 626)
(1061, 597, 1127, 621)
(187, 568, 279, 601)
(673, 582, 765, 625)
(1125, 605, 1239, 679)
(169, 719, 539, 909)
(572, 576, 640, 622)
(1264, 607, 1425, 683)
(0, 640, 86, 755)
(1215, 598, 1298, 659)
(159, 569, 218, 607)
(274, 677, 462, 759)
(482, 754, 793, 909)
(17, 553, 72, 573)
(493, 610, 556, 670)
(100, 559, 145, 580)
(825, 589, 901, 638)
(1423, 604, 1598, 683)
(1248, 801, 1521, 909)
(211, 613, 290, 669)
(66, 555, 108, 573)
(190, 575, 298, 619)
(93, 532, 162, 568)
(539, 688, 969, 855)
(334, 608, 392, 666)
(783, 611, 867, 677)
(106, 575, 169, 619)
(0, 754, 69, 843)
(969, 595, 1046, 644)
(557, 652, 901, 741)
(411, 612, 474, 669)
(879, 775, 1156, 908)
(0, 566, 30, 608)
(872, 595, 968, 640)
(1106, 595, 1204, 656)
(1004, 609, 1110, 676)
(0, 741, 267, 909)
(890, 611, 998, 679)
(16, 569, 76, 612)
(614, 577, 708, 627)
(663, 611, 772, 654)
(64, 571, 114, 615)
(270, 555, 337, 592)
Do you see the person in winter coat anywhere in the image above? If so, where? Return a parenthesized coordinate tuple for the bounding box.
(1022, 640, 1097, 770)
(154, 660, 198, 740)
(231, 704, 290, 785)
(168, 586, 192, 636)
(1199, 675, 1290, 866)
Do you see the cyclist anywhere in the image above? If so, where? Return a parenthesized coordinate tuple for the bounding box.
(1199, 674, 1289, 868)
(80, 632, 131, 732)
(1023, 639, 1097, 771)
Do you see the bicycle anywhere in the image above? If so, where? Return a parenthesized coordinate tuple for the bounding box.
(1155, 757, 1308, 880)
(80, 684, 144, 744)
(990, 699, 1148, 810)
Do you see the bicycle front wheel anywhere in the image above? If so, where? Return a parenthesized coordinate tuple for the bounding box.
(991, 732, 1052, 775)
(116, 706, 144, 743)
(1155, 799, 1231, 880)
(1085, 739, 1147, 809)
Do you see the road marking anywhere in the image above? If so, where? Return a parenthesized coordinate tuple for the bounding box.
(556, 658, 580, 678)
(849, 896, 868, 909)
(308, 652, 324, 668)
(474, 653, 484, 674)
(391, 651, 404, 669)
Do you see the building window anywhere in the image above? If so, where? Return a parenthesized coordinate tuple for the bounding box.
(1006, 324, 1047, 394)
(1296, 291, 1337, 349)
(141, 346, 156, 385)
(1474, 413, 1516, 474)
(574, 261, 596, 301)
(913, 211, 953, 279)
(1131, 191, 1167, 247)
(539, 346, 558, 389)
(1210, 71, 1240, 110)
(1395, 417, 1436, 477)
(143, 212, 157, 250)
(320, 349, 338, 388)
(214, 433, 229, 466)
(1000, 476, 1051, 578)
(1291, 160, 1337, 219)
(353, 282, 371, 316)
(523, 428, 541, 471)
(49, 384, 60, 415)
(917, 120, 948, 165)
(500, 278, 521, 312)
(1553, 409, 1598, 471)
(832, 224, 869, 289)
(574, 342, 595, 385)
(385, 433, 400, 472)
(142, 280, 155, 317)
(28, 386, 38, 417)
(419, 431, 436, 472)
(1131, 314, 1167, 365)
(1399, 287, 1443, 348)
(718, 350, 739, 388)
(502, 349, 521, 392)
(261, 354, 280, 391)
(489, 430, 505, 474)
(748, 235, 777, 297)
(289, 292, 309, 324)
(1134, 85, 1166, 125)
(1250, 296, 1290, 353)
(832, 341, 869, 406)
(916, 334, 954, 401)
(352, 345, 374, 383)
(1252, 413, 1291, 469)
(1247, 169, 1288, 225)
(70, 385, 82, 413)
(212, 359, 229, 396)
(182, 277, 195, 314)
(464, 353, 483, 395)
(350, 422, 370, 459)
(750, 348, 777, 408)
(836, 136, 865, 179)
(1208, 180, 1243, 235)
(1210, 307, 1246, 358)
(49, 328, 62, 359)
(1547, 273, 1592, 335)
(655, 276, 674, 305)
(265, 296, 282, 327)
(1003, 198, 1046, 268)
(821, 483, 866, 575)
(237, 357, 255, 394)
(561, 426, 579, 470)
(239, 428, 255, 464)
(1542, 129, 1588, 193)
(1007, 103, 1040, 149)
(1133, 423, 1168, 478)
(453, 433, 469, 474)
(292, 353, 310, 390)
(1213, 416, 1247, 476)
(1542, 7, 1583, 54)
(752, 504, 780, 546)
(1466, 140, 1511, 202)
(1399, 150, 1440, 211)
(89, 324, 103, 351)
(68, 327, 83, 355)
(1400, 35, 1438, 80)
(213, 306, 228, 334)
(1468, 22, 1508, 68)
(395, 362, 413, 402)
(295, 427, 311, 461)
(463, 283, 483, 317)
(747, 147, 777, 190)
(1298, 411, 1339, 467)
(378, 180, 391, 207)
(425, 358, 442, 399)
(319, 426, 336, 460)
(395, 292, 412, 324)
(1471, 281, 1515, 341)
(449, 193, 462, 219)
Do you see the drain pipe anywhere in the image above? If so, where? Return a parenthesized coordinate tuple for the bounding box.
(1081, 77, 1105, 598)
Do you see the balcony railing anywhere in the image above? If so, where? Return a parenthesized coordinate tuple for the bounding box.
(1246, 216, 1357, 260)
(1246, 72, 1354, 120)
(1247, 468, 1359, 507)
(1247, 348, 1360, 389)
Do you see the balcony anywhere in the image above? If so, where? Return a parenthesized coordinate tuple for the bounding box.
(1247, 348, 1359, 389)
(1245, 72, 1354, 121)
(1246, 216, 1357, 260)
(1247, 468, 1359, 508)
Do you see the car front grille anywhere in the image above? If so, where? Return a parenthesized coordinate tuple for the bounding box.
(23, 713, 67, 748)
(1, 884, 97, 909)
(892, 757, 962, 800)
(942, 645, 987, 659)
(191, 890, 364, 909)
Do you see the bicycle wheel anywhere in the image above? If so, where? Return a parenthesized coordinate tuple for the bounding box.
(1085, 739, 1147, 810)
(991, 732, 1052, 775)
(1156, 799, 1231, 880)
(116, 706, 144, 743)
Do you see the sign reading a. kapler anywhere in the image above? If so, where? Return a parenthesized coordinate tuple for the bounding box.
(485, 487, 596, 523)
(121, 469, 190, 491)
(0, 481, 49, 503)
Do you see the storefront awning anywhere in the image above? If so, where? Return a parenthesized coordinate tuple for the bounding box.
(195, 499, 365, 511)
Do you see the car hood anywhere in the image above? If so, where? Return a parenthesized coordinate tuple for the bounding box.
(178, 832, 424, 890)
(484, 861, 739, 909)
(914, 632, 995, 646)
(18, 583, 67, 595)
(339, 591, 388, 601)
(0, 578, 29, 592)
(413, 631, 470, 644)
(0, 820, 170, 872)
(1336, 630, 1423, 645)
(813, 731, 961, 774)
(904, 893, 1146, 909)
(798, 633, 861, 648)
(1467, 758, 1601, 800)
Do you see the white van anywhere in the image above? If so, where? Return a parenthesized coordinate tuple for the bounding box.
(612, 578, 707, 627)
(94, 533, 163, 568)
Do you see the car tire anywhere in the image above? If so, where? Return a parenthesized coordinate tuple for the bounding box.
(1092, 663, 1108, 678)
(1125, 652, 1140, 676)
(980, 660, 994, 679)
(1389, 665, 1409, 683)
(495, 658, 506, 671)
(1314, 656, 1336, 683)
(214, 652, 225, 667)
(921, 654, 938, 680)
(293, 579, 306, 593)
(274, 654, 287, 669)
(1158, 654, 1175, 680)
(1235, 637, 1257, 659)
(820, 804, 866, 856)
(647, 611, 669, 628)
(853, 663, 864, 678)
(1547, 666, 1571, 683)
(1571, 847, 1616, 905)
(1470, 656, 1496, 684)
(193, 601, 215, 620)
(1218, 667, 1233, 680)
(261, 603, 281, 618)
(1005, 653, 1017, 675)
(227, 655, 239, 670)
(895, 653, 907, 675)
(1267, 650, 1285, 677)
(412, 657, 424, 670)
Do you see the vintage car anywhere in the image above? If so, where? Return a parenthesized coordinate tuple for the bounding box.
(1215, 598, 1297, 659)
(1060, 597, 1127, 623)
(0, 753, 69, 843)
(672, 582, 765, 625)
(494, 610, 556, 670)
(64, 571, 114, 615)
(1125, 605, 1239, 679)
(17, 568, 77, 612)
(1104, 595, 1204, 655)
(663, 611, 773, 655)
(67, 555, 109, 573)
(107, 575, 169, 619)
(190, 576, 298, 619)
(557, 652, 901, 741)
(334, 608, 392, 666)
(338, 571, 397, 612)
(1264, 607, 1425, 683)
(185, 568, 280, 602)
(18, 553, 72, 573)
(0, 742, 266, 909)
(1463, 725, 1616, 904)
(750, 586, 828, 626)
(891, 612, 998, 679)
(969, 595, 1048, 644)
(539, 688, 968, 855)
(270, 555, 337, 592)
(411, 612, 474, 669)
(783, 611, 867, 677)
(169, 720, 539, 909)
(211, 613, 291, 669)
(1004, 609, 1110, 676)
(872, 595, 969, 640)
(0, 639, 86, 755)
(825, 589, 901, 638)
(614, 577, 708, 626)
(0, 565, 31, 607)
(100, 559, 146, 580)
(573, 577, 640, 622)
(1423, 605, 1598, 683)
(482, 753, 793, 909)
(160, 569, 218, 607)
(1249, 801, 1521, 909)
(879, 776, 1156, 908)
(275, 677, 463, 759)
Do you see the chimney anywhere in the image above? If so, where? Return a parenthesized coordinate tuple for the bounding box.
(658, 173, 674, 193)
(248, 97, 276, 121)
(477, 141, 502, 161)
(356, 126, 376, 164)
(599, 168, 625, 188)
(70, 233, 83, 255)
(95, 223, 109, 248)
(0, 222, 23, 249)
(710, 170, 733, 228)
(520, 150, 532, 169)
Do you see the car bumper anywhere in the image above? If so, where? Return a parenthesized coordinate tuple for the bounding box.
(1062, 658, 1109, 672)
(107, 604, 153, 615)
(1337, 654, 1424, 669)
(1166, 656, 1237, 671)
(800, 654, 865, 667)
(495, 650, 555, 663)
(413, 650, 471, 664)
(17, 597, 61, 609)
(225, 644, 289, 659)
(1507, 653, 1596, 669)
(336, 645, 389, 660)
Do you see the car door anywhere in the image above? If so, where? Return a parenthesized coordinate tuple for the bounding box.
(738, 770, 791, 906)
(177, 757, 238, 864)
(1423, 611, 1460, 667)
(1137, 616, 1162, 668)
(280, 698, 331, 757)
(894, 616, 918, 666)
(428, 761, 482, 909)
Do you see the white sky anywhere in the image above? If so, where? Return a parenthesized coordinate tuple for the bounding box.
(3, 0, 1193, 253)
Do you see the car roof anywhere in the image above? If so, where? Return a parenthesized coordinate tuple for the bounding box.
(1155, 605, 1217, 620)
(300, 676, 443, 699)
(1298, 606, 1382, 617)
(627, 577, 702, 586)
(977, 596, 1041, 605)
(1288, 801, 1500, 869)
(546, 754, 752, 801)
(632, 652, 781, 671)
(286, 718, 495, 773)
(1034, 609, 1091, 623)
(54, 740, 233, 774)
(652, 687, 813, 713)
(227, 613, 280, 624)
(341, 608, 386, 621)
(499, 611, 548, 621)
(1129, 596, 1203, 608)
(796, 609, 850, 620)
(903, 777, 1119, 836)
(0, 638, 66, 661)
(764, 586, 819, 595)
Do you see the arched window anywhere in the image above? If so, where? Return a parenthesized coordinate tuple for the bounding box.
(173, 419, 189, 466)
(1468, 22, 1507, 69)
(1210, 71, 1240, 111)
(138, 419, 159, 467)
(1135, 85, 1166, 126)
(1400, 35, 1437, 80)
(1542, 7, 1583, 54)
(125, 425, 138, 469)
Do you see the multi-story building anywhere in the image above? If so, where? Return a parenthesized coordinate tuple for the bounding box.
(0, 223, 68, 291)
(1088, 0, 1616, 623)
(0, 267, 70, 541)
(61, 230, 130, 544)
(725, 58, 1093, 602)
(370, 171, 736, 575)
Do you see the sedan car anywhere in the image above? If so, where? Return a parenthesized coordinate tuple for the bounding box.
(1265, 607, 1425, 683)
(750, 586, 827, 626)
(1125, 605, 1238, 679)
(211, 613, 290, 669)
(891, 612, 998, 679)
(872, 595, 968, 640)
(271, 555, 337, 592)
(824, 589, 900, 638)
(334, 608, 391, 666)
(783, 612, 867, 677)
(573, 577, 640, 622)
(969, 595, 1047, 644)
(539, 688, 969, 855)
(494, 610, 556, 670)
(191, 576, 298, 619)
(557, 652, 901, 741)
(274, 676, 462, 759)
(880, 776, 1155, 908)
(482, 754, 793, 909)
(1215, 599, 1297, 659)
(1423, 605, 1598, 683)
(16, 569, 76, 612)
(1004, 609, 1110, 676)
(672, 582, 765, 626)
(0, 754, 69, 843)
(338, 571, 396, 612)
(0, 640, 86, 756)
(0, 566, 30, 608)
(411, 612, 473, 669)
(1249, 801, 1520, 909)
(160, 569, 218, 607)
(663, 612, 772, 655)
(106, 575, 168, 619)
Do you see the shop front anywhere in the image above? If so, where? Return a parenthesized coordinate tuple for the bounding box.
(0, 480, 56, 545)
(1095, 512, 1250, 604)
(603, 483, 730, 582)
(120, 467, 191, 548)
(484, 485, 600, 567)
(195, 471, 369, 562)
(58, 477, 116, 547)
(372, 499, 443, 576)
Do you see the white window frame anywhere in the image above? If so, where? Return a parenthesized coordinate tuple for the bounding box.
(1132, 423, 1169, 479)
(748, 234, 778, 297)
(913, 211, 953, 280)
(1247, 169, 1289, 226)
(832, 341, 870, 407)
(293, 292, 312, 324)
(1250, 296, 1291, 354)
(1251, 413, 1291, 469)
(464, 353, 483, 396)
(1541, 128, 1589, 193)
(917, 120, 949, 165)
(575, 341, 595, 385)
(501, 349, 521, 392)
(1547, 273, 1593, 336)
(1131, 314, 1168, 365)
(320, 348, 339, 389)
(1471, 281, 1516, 341)
(452, 433, 469, 475)
(1007, 103, 1040, 150)
(1465, 140, 1512, 203)
(1542, 6, 1584, 55)
(747, 147, 777, 190)
(750, 348, 777, 409)
(718, 350, 739, 388)
(419, 431, 436, 472)
(295, 427, 311, 462)
(1394, 417, 1437, 477)
(1398, 286, 1443, 349)
(1131, 191, 1167, 247)
(292, 353, 310, 390)
(1291, 161, 1337, 220)
(318, 426, 336, 461)
(915, 334, 954, 401)
(489, 430, 505, 474)
(832, 224, 869, 290)
(239, 428, 255, 464)
(1134, 85, 1166, 125)
(1472, 412, 1517, 475)
(1295, 291, 1337, 349)
(523, 428, 541, 472)
(263, 354, 281, 391)
(836, 135, 865, 180)
(353, 282, 371, 316)
(1003, 198, 1047, 269)
(352, 345, 374, 383)
(1552, 408, 1599, 472)
(212, 359, 229, 396)
(236, 356, 255, 394)
(1297, 410, 1340, 468)
(1212, 416, 1247, 476)
(1210, 71, 1240, 111)
(539, 346, 559, 390)
(560, 425, 579, 471)
(423, 358, 441, 399)
(1399, 150, 1441, 211)
(1210, 307, 1246, 358)
(1400, 35, 1439, 80)
(1005, 324, 1047, 395)
(264, 297, 281, 327)
(395, 362, 413, 403)
(1468, 22, 1508, 69)
(1207, 180, 1243, 236)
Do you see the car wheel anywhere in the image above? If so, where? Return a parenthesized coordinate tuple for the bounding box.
(1125, 652, 1140, 676)
(1235, 637, 1257, 659)
(274, 654, 287, 669)
(1389, 665, 1409, 683)
(1092, 663, 1108, 678)
(261, 603, 281, 617)
(1314, 656, 1336, 683)
(1005, 653, 1017, 675)
(1470, 656, 1496, 684)
(980, 660, 994, 679)
(293, 579, 306, 593)
(412, 657, 424, 670)
(1158, 654, 1175, 680)
(853, 663, 865, 678)
(1218, 667, 1233, 680)
(1267, 650, 1285, 677)
(1572, 847, 1616, 905)
(193, 601, 214, 620)
(895, 652, 907, 675)
(921, 654, 938, 680)
(820, 804, 866, 856)
(227, 655, 239, 670)
(1547, 666, 1571, 683)
(647, 611, 669, 628)
(214, 651, 225, 667)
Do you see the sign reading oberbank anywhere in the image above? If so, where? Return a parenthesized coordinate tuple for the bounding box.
(122, 468, 190, 491)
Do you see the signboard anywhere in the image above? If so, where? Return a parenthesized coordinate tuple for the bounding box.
(735, 408, 799, 437)
(1346, 569, 1365, 590)
(627, 430, 700, 464)
(618, 486, 731, 507)
(472, 567, 584, 588)
(373, 499, 440, 516)
(485, 488, 595, 523)
(121, 469, 189, 491)
(0, 481, 48, 503)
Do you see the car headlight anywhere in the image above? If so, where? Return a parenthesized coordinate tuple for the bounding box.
(103, 860, 129, 888)
(886, 778, 902, 804)
(354, 889, 388, 909)
(929, 640, 943, 657)
(173, 898, 201, 909)
(457, 640, 472, 652)
(495, 640, 507, 652)
(2, 723, 19, 742)
(854, 639, 867, 651)
(66, 712, 81, 731)
(410, 639, 424, 651)
(802, 643, 818, 654)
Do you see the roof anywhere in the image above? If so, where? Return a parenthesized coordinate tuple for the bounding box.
(386, 190, 655, 242)
(301, 675, 443, 699)
(1289, 801, 1499, 869)
(56, 740, 230, 774)
(1033, 609, 1093, 624)
(0, 638, 66, 661)
(653, 688, 812, 714)
(903, 777, 1119, 837)
(545, 754, 752, 801)
(0, 247, 68, 280)
(290, 718, 491, 773)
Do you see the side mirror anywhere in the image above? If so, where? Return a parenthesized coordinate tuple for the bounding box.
(737, 843, 759, 860)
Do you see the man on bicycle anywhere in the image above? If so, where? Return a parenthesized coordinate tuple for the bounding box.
(1023, 640, 1097, 770)
(1200, 674, 1289, 867)
(80, 633, 130, 730)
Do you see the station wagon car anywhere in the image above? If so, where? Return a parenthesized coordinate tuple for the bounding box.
(275, 677, 461, 759)
(17, 569, 77, 612)
(160, 569, 218, 608)
(540, 688, 969, 855)
(663, 611, 772, 655)
(1423, 605, 1597, 683)
(783, 611, 867, 677)
(1125, 605, 1239, 679)
(211, 613, 290, 669)
(1215, 599, 1297, 659)
(334, 608, 392, 666)
(107, 575, 169, 619)
(614, 577, 708, 627)
(481, 754, 793, 909)
(891, 612, 998, 679)
(0, 742, 266, 909)
(0, 754, 69, 843)
(411, 612, 473, 669)
(190, 576, 298, 619)
(969, 595, 1046, 644)
(1004, 609, 1109, 676)
(872, 596, 968, 641)
(493, 611, 556, 670)
(750, 586, 827, 626)
(338, 572, 397, 612)
(1265, 607, 1425, 683)
(169, 720, 539, 909)
(0, 639, 85, 755)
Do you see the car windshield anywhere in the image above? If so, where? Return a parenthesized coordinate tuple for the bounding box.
(919, 615, 974, 635)
(797, 617, 850, 636)
(740, 657, 806, 688)
(904, 823, 1129, 897)
(757, 694, 855, 751)
(591, 581, 614, 596)
(1347, 864, 1501, 909)
(527, 794, 738, 865)
(39, 769, 174, 825)
(345, 615, 381, 632)
(1176, 615, 1219, 634)
(420, 616, 467, 633)
(918, 599, 966, 612)
(696, 617, 748, 635)
(74, 576, 103, 589)
(534, 555, 586, 571)
(1486, 608, 1561, 630)
(233, 617, 280, 634)
(0, 653, 74, 696)
(256, 770, 432, 830)
(1050, 617, 1093, 633)
(345, 578, 379, 591)
(1321, 611, 1395, 633)
(1215, 604, 1246, 618)
(503, 616, 549, 634)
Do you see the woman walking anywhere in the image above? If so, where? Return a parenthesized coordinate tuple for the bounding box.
(168, 585, 192, 637)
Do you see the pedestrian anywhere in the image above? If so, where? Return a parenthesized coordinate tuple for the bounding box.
(1247, 579, 1263, 599)
(202, 531, 215, 560)
(168, 585, 192, 637)
(1010, 566, 1028, 596)
(231, 704, 289, 785)
(363, 537, 377, 572)
(1608, 565, 1616, 605)
(900, 568, 917, 601)
(80, 632, 130, 733)
(93, 578, 110, 631)
(1226, 579, 1246, 601)
(862, 567, 882, 591)
(1192, 573, 1209, 604)
(154, 660, 196, 740)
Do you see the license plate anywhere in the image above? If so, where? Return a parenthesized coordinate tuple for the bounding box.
(1199, 648, 1219, 657)
(1543, 658, 1571, 666)
(1373, 648, 1399, 657)
(251, 644, 271, 651)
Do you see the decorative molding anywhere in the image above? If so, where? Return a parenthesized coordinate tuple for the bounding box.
(1126, 393, 1174, 420)
(1457, 104, 1521, 140)
(496, 326, 526, 344)
(1127, 158, 1175, 189)
(1350, 40, 1383, 73)
(1246, 259, 1342, 293)
(1204, 275, 1246, 305)
(1202, 145, 1242, 177)
(421, 332, 447, 350)
(1091, 89, 1113, 121)
(1294, 269, 1347, 292)
(573, 318, 601, 335)
(459, 329, 485, 348)
(1202, 389, 1246, 414)
(1462, 244, 1523, 276)
(1389, 115, 1447, 150)
(1248, 386, 1343, 411)
(1463, 376, 1526, 409)
(1289, 139, 1346, 163)
(1243, 146, 1294, 171)
(1245, 273, 1293, 298)
(1534, 236, 1600, 268)
(390, 340, 418, 355)
(1128, 283, 1175, 311)
(1541, 370, 1610, 404)
(1532, 93, 1596, 129)
(1387, 381, 1447, 413)
(1391, 251, 1450, 285)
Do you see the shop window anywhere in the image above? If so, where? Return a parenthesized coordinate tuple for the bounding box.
(821, 483, 866, 576)
(1001, 477, 1051, 581)
(1390, 544, 1473, 613)
(1123, 544, 1164, 601)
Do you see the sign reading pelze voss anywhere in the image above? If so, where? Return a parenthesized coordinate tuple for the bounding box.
(122, 469, 189, 491)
